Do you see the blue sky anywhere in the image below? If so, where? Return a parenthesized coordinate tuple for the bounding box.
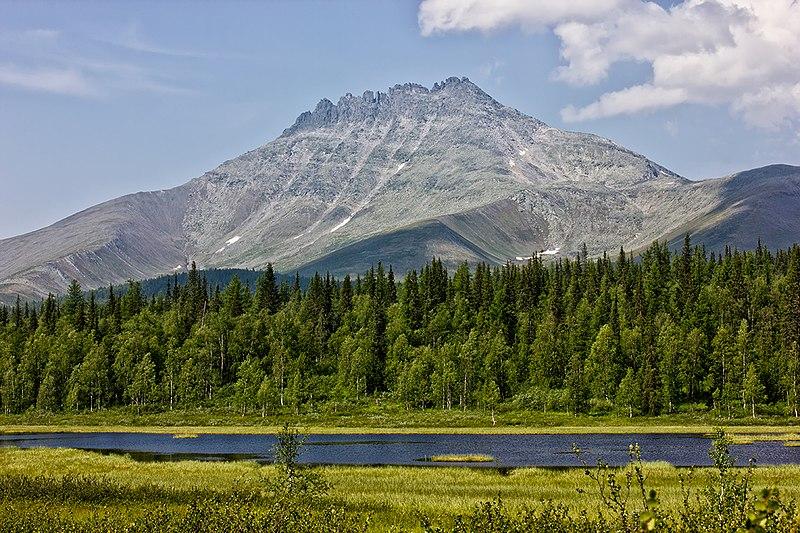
(1, 0, 797, 238)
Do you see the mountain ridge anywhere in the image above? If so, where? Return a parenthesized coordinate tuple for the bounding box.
(1, 77, 798, 303)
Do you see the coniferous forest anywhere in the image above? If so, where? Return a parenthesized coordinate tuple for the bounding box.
(1, 237, 800, 420)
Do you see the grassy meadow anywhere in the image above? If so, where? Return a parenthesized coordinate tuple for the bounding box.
(2, 405, 800, 437)
(2, 447, 800, 530)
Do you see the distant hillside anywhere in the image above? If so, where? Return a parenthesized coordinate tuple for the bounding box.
(94, 269, 254, 301)
(0, 269, 311, 307)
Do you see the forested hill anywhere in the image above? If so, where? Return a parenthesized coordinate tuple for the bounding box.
(88, 268, 307, 303)
(1, 238, 799, 419)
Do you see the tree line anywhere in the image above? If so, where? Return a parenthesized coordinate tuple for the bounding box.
(1, 236, 799, 419)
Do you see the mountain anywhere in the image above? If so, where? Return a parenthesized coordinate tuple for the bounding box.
(658, 164, 800, 251)
(1, 76, 798, 303)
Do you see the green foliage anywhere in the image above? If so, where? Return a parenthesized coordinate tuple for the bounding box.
(616, 368, 640, 418)
(2, 241, 800, 421)
(421, 499, 609, 533)
(570, 442, 661, 532)
(270, 424, 329, 503)
(0, 473, 213, 504)
(0, 483, 366, 533)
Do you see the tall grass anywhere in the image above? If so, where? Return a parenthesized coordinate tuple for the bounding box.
(3, 447, 800, 530)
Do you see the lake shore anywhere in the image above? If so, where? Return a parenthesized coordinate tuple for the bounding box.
(2, 408, 800, 437)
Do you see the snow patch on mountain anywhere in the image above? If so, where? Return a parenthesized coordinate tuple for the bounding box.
(515, 247, 561, 261)
(330, 215, 353, 233)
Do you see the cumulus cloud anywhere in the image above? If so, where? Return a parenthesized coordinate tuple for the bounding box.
(418, 0, 624, 35)
(419, 0, 800, 130)
(561, 84, 688, 121)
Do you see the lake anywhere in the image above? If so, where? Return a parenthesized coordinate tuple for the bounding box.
(1, 432, 797, 467)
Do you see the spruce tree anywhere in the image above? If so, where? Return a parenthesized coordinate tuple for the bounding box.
(254, 263, 280, 313)
(63, 280, 85, 331)
(223, 275, 245, 317)
(338, 274, 353, 315)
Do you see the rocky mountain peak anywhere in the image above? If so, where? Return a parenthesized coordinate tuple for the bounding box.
(282, 76, 498, 136)
(431, 76, 491, 98)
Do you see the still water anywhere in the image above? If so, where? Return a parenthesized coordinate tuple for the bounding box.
(2, 432, 798, 467)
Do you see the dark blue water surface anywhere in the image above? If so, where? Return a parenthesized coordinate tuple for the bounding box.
(1, 432, 797, 467)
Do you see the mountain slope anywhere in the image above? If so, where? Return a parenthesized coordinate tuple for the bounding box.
(0, 188, 189, 302)
(662, 164, 800, 251)
(1, 77, 797, 303)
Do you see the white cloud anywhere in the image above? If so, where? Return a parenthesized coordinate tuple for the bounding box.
(561, 84, 688, 121)
(732, 83, 800, 130)
(0, 27, 195, 98)
(419, 0, 800, 130)
(418, 0, 624, 36)
(0, 64, 96, 96)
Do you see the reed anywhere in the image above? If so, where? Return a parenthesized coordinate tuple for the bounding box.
(426, 454, 494, 463)
(172, 433, 199, 439)
(3, 448, 800, 530)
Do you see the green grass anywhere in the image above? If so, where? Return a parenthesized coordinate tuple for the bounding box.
(2, 447, 800, 531)
(2, 406, 800, 437)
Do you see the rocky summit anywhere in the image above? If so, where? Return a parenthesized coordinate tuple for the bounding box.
(1, 76, 798, 302)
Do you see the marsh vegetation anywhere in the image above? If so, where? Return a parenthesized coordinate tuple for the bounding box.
(1, 430, 800, 531)
(426, 454, 495, 463)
